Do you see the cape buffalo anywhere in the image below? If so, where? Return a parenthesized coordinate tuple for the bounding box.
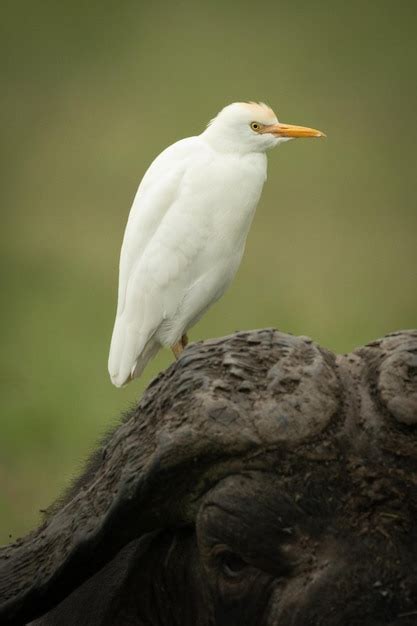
(1, 329, 416, 625)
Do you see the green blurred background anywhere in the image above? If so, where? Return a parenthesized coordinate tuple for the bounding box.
(1, 0, 416, 543)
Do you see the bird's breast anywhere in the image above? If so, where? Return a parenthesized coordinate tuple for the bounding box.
(143, 151, 267, 291)
(183, 151, 267, 246)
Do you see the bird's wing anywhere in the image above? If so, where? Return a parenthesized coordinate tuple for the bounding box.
(115, 137, 200, 317)
(108, 136, 204, 386)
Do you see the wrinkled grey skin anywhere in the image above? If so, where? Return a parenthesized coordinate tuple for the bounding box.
(1, 329, 417, 626)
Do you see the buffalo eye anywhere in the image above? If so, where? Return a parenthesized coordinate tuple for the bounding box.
(218, 550, 248, 579)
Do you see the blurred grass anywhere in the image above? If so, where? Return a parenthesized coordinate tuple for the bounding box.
(0, 0, 416, 542)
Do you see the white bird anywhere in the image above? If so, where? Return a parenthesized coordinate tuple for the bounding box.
(108, 102, 325, 387)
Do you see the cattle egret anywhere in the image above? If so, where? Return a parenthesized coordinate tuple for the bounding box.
(108, 102, 325, 386)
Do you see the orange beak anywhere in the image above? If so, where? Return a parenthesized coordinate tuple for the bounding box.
(262, 122, 326, 139)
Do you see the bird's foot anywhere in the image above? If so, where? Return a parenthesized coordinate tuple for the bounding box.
(181, 333, 189, 349)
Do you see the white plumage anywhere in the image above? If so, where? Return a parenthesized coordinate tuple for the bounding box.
(108, 102, 324, 386)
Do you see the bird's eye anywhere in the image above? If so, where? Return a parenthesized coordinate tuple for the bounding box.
(250, 122, 261, 132)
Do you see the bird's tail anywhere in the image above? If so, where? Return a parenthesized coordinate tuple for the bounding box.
(130, 338, 160, 380)
(108, 316, 160, 387)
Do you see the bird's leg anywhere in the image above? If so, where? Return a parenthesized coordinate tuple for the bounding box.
(171, 334, 189, 360)
(171, 341, 183, 360)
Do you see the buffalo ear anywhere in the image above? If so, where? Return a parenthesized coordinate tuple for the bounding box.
(0, 399, 207, 623)
(0, 426, 210, 625)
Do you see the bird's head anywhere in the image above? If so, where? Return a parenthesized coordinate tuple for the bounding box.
(203, 102, 325, 154)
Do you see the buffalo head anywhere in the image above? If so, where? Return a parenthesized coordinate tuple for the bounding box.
(1, 329, 417, 625)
